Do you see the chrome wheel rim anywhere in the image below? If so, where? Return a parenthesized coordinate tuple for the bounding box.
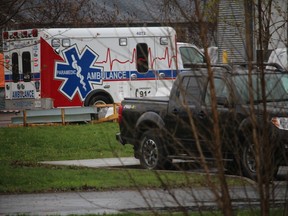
(142, 138, 158, 168)
(93, 100, 106, 106)
(245, 145, 257, 173)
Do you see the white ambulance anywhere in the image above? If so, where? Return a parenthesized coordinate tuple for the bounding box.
(2, 27, 204, 110)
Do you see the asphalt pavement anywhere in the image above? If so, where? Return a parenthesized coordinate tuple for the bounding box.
(1, 182, 287, 215)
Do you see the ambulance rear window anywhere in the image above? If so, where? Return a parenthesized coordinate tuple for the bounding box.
(136, 43, 148, 73)
(12, 53, 19, 82)
(22, 52, 31, 82)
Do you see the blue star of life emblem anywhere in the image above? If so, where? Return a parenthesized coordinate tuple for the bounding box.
(55, 45, 103, 101)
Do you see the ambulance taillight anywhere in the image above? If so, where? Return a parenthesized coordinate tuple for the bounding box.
(2, 32, 8, 40)
(13, 32, 19, 38)
(21, 31, 28, 38)
(31, 29, 38, 37)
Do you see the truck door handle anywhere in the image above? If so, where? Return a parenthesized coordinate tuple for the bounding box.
(172, 108, 179, 114)
(198, 111, 206, 119)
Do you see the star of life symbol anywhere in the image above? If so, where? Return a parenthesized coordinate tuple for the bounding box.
(55, 45, 103, 101)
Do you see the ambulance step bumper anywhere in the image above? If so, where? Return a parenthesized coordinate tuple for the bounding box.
(11, 107, 98, 125)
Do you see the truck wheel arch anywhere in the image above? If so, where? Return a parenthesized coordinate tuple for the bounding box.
(237, 118, 280, 180)
(136, 112, 165, 130)
(135, 112, 165, 138)
(84, 89, 114, 106)
(237, 118, 253, 143)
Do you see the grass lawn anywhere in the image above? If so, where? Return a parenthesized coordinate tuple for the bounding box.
(0, 122, 247, 193)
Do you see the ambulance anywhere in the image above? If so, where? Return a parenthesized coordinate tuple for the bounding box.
(2, 27, 204, 110)
(0, 53, 4, 89)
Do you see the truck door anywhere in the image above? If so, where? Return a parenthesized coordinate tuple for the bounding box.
(202, 77, 237, 155)
(166, 75, 207, 154)
(128, 39, 157, 98)
(166, 74, 236, 157)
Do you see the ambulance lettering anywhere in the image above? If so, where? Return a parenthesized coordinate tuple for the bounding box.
(55, 45, 103, 101)
(12, 90, 35, 99)
(104, 71, 127, 80)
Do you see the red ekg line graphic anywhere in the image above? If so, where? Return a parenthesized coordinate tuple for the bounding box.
(95, 47, 177, 70)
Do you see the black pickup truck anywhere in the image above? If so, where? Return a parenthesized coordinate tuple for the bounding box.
(116, 64, 288, 180)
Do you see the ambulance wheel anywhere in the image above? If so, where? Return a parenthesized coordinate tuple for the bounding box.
(89, 95, 112, 119)
(89, 95, 111, 106)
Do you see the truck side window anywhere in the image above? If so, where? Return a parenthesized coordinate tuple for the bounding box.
(205, 78, 229, 105)
(180, 76, 204, 105)
(12, 52, 19, 83)
(136, 43, 148, 73)
(281, 77, 288, 93)
(22, 52, 32, 82)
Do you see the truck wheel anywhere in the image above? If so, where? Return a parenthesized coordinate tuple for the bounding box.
(241, 141, 257, 180)
(225, 160, 241, 176)
(139, 130, 171, 170)
(241, 136, 279, 181)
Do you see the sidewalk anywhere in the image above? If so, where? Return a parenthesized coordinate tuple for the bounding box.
(40, 157, 140, 168)
(40, 158, 288, 179)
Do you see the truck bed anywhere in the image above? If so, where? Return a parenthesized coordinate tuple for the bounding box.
(123, 96, 169, 103)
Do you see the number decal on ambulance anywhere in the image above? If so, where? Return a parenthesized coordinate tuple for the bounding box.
(135, 88, 151, 97)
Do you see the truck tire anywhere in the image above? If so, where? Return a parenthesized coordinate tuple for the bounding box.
(225, 160, 241, 176)
(241, 141, 257, 180)
(241, 135, 279, 181)
(139, 130, 172, 170)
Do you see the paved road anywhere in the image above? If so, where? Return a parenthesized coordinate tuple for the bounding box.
(1, 184, 287, 215)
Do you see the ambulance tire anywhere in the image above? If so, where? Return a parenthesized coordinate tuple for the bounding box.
(89, 95, 111, 106)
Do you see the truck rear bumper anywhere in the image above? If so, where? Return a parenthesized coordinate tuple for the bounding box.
(116, 132, 126, 145)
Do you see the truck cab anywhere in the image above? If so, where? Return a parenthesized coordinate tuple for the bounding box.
(117, 63, 288, 180)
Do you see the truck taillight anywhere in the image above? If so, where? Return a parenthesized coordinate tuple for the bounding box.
(118, 104, 123, 123)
